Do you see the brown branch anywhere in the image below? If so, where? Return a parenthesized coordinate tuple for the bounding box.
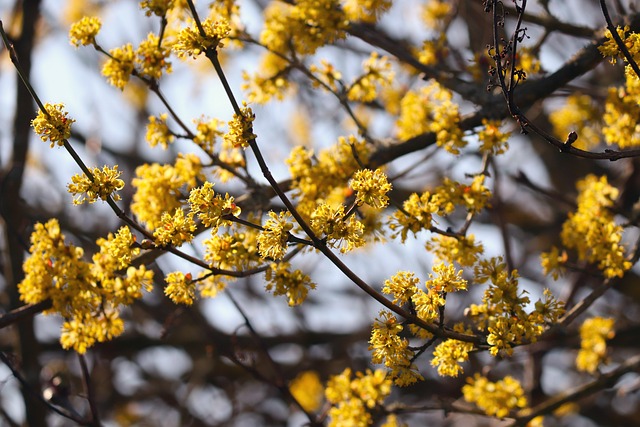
(600, 0, 640, 79)
(0, 300, 52, 329)
(509, 353, 640, 426)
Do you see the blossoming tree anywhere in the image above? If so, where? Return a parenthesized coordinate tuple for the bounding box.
(1, 0, 640, 425)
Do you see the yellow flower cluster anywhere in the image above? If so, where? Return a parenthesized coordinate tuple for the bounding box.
(172, 17, 231, 58)
(576, 316, 615, 374)
(289, 371, 324, 412)
(136, 32, 173, 80)
(260, 0, 347, 56)
(102, 44, 135, 89)
(67, 165, 125, 204)
(265, 262, 316, 306)
(18, 220, 153, 353)
(369, 310, 423, 386)
(286, 135, 369, 217)
(310, 203, 365, 253)
(342, 0, 391, 23)
(223, 103, 256, 148)
(390, 176, 491, 242)
(462, 374, 528, 418)
(325, 368, 392, 426)
(140, 0, 175, 17)
(164, 271, 195, 305)
(427, 234, 485, 266)
(467, 257, 564, 356)
(242, 53, 293, 104)
(188, 181, 240, 229)
(203, 229, 260, 272)
(544, 175, 631, 279)
(347, 53, 395, 103)
(257, 211, 293, 260)
(146, 113, 175, 149)
(31, 103, 75, 147)
(603, 68, 640, 148)
(69, 16, 101, 47)
(309, 59, 343, 92)
(153, 207, 196, 246)
(431, 336, 474, 377)
(422, 0, 451, 29)
(193, 116, 224, 154)
(598, 26, 639, 64)
(396, 80, 466, 154)
(477, 119, 511, 155)
(131, 153, 203, 229)
(549, 93, 601, 150)
(350, 168, 392, 209)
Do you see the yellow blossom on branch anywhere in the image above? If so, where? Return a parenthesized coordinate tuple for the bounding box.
(265, 262, 316, 306)
(188, 181, 240, 230)
(31, 103, 75, 147)
(478, 119, 511, 155)
(102, 43, 135, 89)
(67, 165, 125, 204)
(350, 168, 392, 209)
(462, 374, 528, 418)
(369, 310, 423, 386)
(382, 270, 420, 305)
(69, 16, 101, 47)
(172, 17, 231, 58)
(140, 0, 175, 17)
(342, 0, 391, 23)
(576, 316, 615, 374)
(431, 338, 474, 377)
(136, 32, 172, 80)
(153, 208, 197, 246)
(310, 203, 365, 253)
(347, 52, 395, 103)
(164, 271, 196, 305)
(257, 211, 293, 260)
(223, 103, 256, 148)
(145, 113, 174, 149)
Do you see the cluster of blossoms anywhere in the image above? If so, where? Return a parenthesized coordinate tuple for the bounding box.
(67, 165, 125, 204)
(462, 374, 528, 418)
(146, 113, 175, 149)
(324, 368, 396, 427)
(477, 119, 511, 155)
(242, 53, 293, 104)
(310, 203, 365, 253)
(19, 221, 153, 353)
(542, 175, 631, 279)
(346, 53, 395, 103)
(390, 175, 491, 242)
(31, 103, 75, 147)
(396, 80, 465, 154)
(265, 262, 316, 306)
(576, 316, 615, 374)
(597, 27, 640, 148)
(223, 103, 256, 149)
(286, 135, 370, 217)
(467, 257, 564, 357)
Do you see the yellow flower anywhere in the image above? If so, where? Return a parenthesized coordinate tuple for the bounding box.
(136, 32, 172, 80)
(382, 271, 420, 305)
(67, 165, 125, 204)
(188, 181, 240, 230)
(347, 52, 395, 103)
(576, 317, 615, 374)
(223, 103, 256, 148)
(164, 271, 195, 305)
(140, 0, 175, 17)
(257, 211, 293, 260)
(173, 17, 231, 58)
(478, 119, 510, 155)
(265, 262, 316, 306)
(193, 116, 224, 153)
(342, 0, 391, 23)
(290, 371, 324, 412)
(153, 208, 196, 246)
(350, 168, 392, 209)
(310, 203, 365, 253)
(69, 16, 101, 47)
(431, 339, 473, 377)
(145, 113, 174, 149)
(102, 44, 135, 89)
(31, 103, 75, 147)
(462, 374, 528, 418)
